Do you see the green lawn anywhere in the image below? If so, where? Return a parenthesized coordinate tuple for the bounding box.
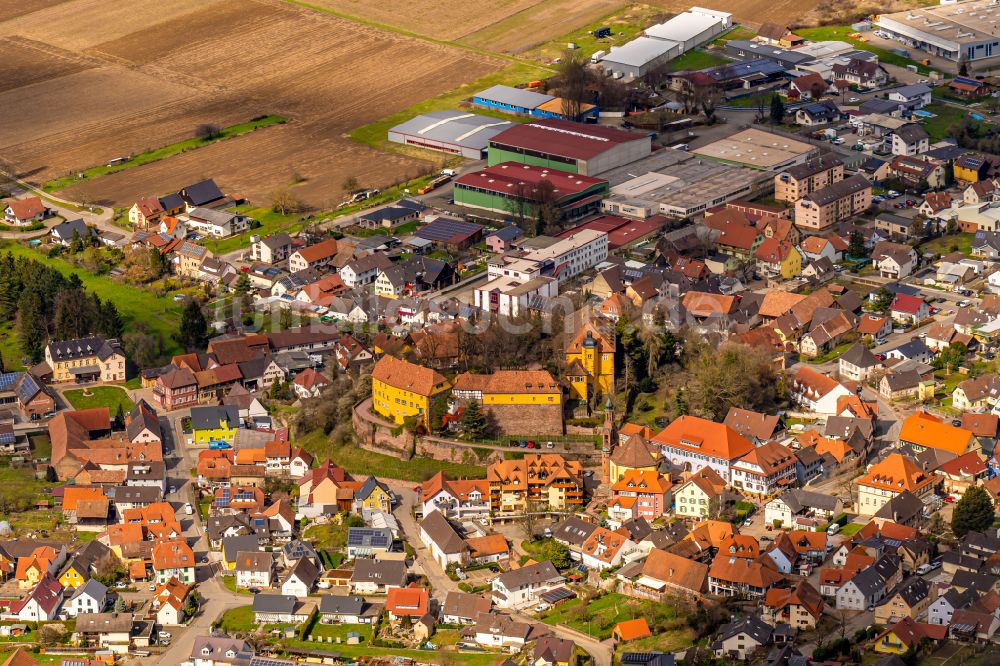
(666, 49, 731, 72)
(838, 523, 863, 537)
(30, 435, 51, 459)
(795, 26, 930, 73)
(0, 242, 184, 358)
(0, 322, 20, 370)
(614, 628, 696, 660)
(349, 62, 547, 153)
(63, 386, 134, 413)
(710, 25, 755, 45)
(42, 116, 287, 192)
(303, 521, 352, 552)
(0, 652, 78, 665)
(539, 592, 684, 640)
(921, 232, 974, 257)
(217, 605, 256, 633)
(297, 431, 487, 481)
(917, 104, 975, 141)
(806, 340, 855, 364)
(201, 206, 304, 255)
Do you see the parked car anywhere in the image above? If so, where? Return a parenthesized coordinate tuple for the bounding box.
(848, 96, 861, 103)
(534, 603, 551, 613)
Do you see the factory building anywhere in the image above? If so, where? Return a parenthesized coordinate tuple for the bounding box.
(486, 119, 651, 176)
(388, 110, 513, 159)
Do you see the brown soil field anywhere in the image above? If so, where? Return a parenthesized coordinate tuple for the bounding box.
(306, 0, 542, 41)
(0, 0, 71, 22)
(0, 0, 501, 208)
(647, 0, 822, 27)
(0, 36, 96, 94)
(456, 0, 622, 54)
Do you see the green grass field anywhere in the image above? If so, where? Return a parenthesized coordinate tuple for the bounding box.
(540, 593, 685, 640)
(838, 523, 863, 537)
(0, 241, 184, 359)
(296, 431, 486, 481)
(217, 605, 256, 633)
(63, 386, 134, 413)
(794, 26, 930, 73)
(43, 116, 287, 193)
(666, 49, 730, 72)
(919, 104, 975, 141)
(921, 232, 973, 256)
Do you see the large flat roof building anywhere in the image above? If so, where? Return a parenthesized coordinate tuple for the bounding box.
(692, 129, 818, 170)
(472, 85, 598, 121)
(877, 0, 1000, 70)
(453, 162, 609, 221)
(487, 119, 651, 176)
(599, 7, 732, 78)
(602, 158, 773, 218)
(388, 111, 513, 159)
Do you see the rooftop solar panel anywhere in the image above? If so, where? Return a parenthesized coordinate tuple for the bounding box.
(540, 587, 576, 604)
(415, 218, 484, 243)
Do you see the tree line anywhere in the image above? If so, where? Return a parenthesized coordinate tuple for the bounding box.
(0, 251, 124, 364)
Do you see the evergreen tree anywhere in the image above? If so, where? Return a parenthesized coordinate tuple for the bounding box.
(234, 273, 252, 295)
(674, 387, 689, 417)
(53, 289, 92, 340)
(100, 300, 124, 339)
(16, 290, 47, 364)
(460, 399, 488, 439)
(113, 402, 125, 431)
(848, 230, 865, 259)
(177, 299, 209, 352)
(952, 485, 995, 537)
(769, 94, 785, 125)
(429, 393, 450, 434)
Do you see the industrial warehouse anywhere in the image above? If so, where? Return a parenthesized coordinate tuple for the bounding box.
(597, 7, 732, 78)
(486, 119, 652, 176)
(471, 84, 599, 121)
(877, 0, 1000, 71)
(453, 163, 610, 220)
(387, 110, 513, 159)
(692, 128, 818, 170)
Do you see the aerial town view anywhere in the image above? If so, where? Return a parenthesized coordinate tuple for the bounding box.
(9, 0, 1000, 665)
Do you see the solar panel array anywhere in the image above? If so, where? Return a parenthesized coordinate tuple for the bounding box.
(249, 657, 295, 666)
(0, 373, 22, 391)
(347, 528, 392, 548)
(414, 217, 483, 243)
(16, 374, 42, 403)
(215, 488, 230, 508)
(540, 587, 575, 604)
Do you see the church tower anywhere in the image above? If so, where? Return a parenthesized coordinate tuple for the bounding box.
(601, 396, 617, 485)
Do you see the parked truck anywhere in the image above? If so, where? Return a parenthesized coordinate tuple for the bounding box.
(418, 173, 451, 195)
(591, 50, 606, 63)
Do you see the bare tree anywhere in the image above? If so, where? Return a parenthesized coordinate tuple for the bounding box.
(195, 123, 222, 140)
(518, 499, 545, 541)
(504, 181, 535, 234)
(555, 51, 591, 120)
(341, 175, 359, 194)
(270, 188, 302, 215)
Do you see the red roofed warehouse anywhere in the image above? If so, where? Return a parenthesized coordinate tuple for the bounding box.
(487, 119, 651, 176)
(454, 163, 610, 221)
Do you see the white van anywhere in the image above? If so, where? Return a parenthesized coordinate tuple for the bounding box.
(827, 523, 841, 535)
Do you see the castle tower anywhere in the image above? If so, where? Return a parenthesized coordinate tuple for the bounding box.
(601, 396, 617, 485)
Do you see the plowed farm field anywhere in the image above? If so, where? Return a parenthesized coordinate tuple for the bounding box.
(0, 0, 503, 208)
(647, 0, 822, 27)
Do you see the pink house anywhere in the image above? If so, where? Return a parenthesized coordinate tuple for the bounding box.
(485, 226, 524, 253)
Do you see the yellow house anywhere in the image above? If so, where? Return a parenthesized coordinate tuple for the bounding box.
(356, 476, 393, 513)
(954, 154, 988, 183)
(371, 355, 450, 427)
(59, 561, 89, 590)
(191, 405, 240, 445)
(44, 336, 126, 383)
(873, 618, 947, 655)
(174, 242, 211, 279)
(565, 322, 615, 402)
(755, 238, 801, 279)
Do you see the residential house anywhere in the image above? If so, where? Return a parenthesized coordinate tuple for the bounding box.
(755, 239, 802, 279)
(371, 354, 450, 427)
(887, 84, 933, 111)
(874, 241, 918, 280)
(875, 577, 934, 624)
(856, 454, 936, 516)
(441, 590, 493, 625)
(385, 586, 429, 624)
(795, 101, 841, 126)
(251, 233, 293, 265)
(487, 454, 584, 514)
(707, 555, 783, 598)
(4, 197, 46, 226)
(419, 511, 470, 569)
(711, 616, 775, 660)
(10, 574, 62, 621)
(419, 472, 489, 520)
(889, 293, 928, 324)
(44, 336, 126, 384)
(832, 58, 888, 88)
(319, 594, 381, 624)
(345, 527, 394, 559)
(64, 579, 108, 617)
(491, 561, 564, 610)
(890, 124, 930, 157)
(74, 612, 133, 653)
(790, 366, 852, 414)
(899, 410, 979, 456)
(874, 617, 947, 655)
(181, 208, 249, 238)
(673, 467, 728, 520)
(652, 416, 754, 483)
(151, 540, 196, 585)
(234, 551, 274, 589)
(762, 581, 824, 630)
(839, 343, 881, 382)
(764, 489, 842, 529)
(730, 440, 798, 497)
(288, 239, 339, 273)
(252, 594, 312, 624)
(350, 559, 407, 594)
(280, 557, 320, 597)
